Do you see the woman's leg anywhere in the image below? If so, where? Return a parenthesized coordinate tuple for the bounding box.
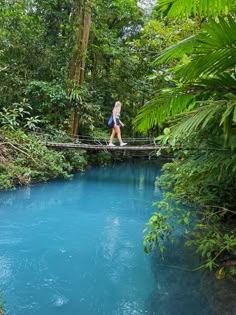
(109, 128, 116, 144)
(115, 126, 123, 144)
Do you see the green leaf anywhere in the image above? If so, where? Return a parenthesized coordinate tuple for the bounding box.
(158, 0, 235, 17)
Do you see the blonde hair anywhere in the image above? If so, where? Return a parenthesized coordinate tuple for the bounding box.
(114, 101, 121, 109)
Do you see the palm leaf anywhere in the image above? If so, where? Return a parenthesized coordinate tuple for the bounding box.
(220, 101, 236, 143)
(171, 98, 236, 145)
(158, 0, 235, 17)
(186, 148, 234, 180)
(190, 73, 236, 93)
(154, 35, 196, 65)
(156, 16, 236, 82)
(177, 16, 236, 81)
(171, 102, 223, 137)
(178, 49, 236, 82)
(134, 91, 194, 132)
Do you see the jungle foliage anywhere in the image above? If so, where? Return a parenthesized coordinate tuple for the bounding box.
(0, 0, 196, 135)
(0, 0, 195, 185)
(0, 129, 88, 190)
(0, 0, 235, 277)
(140, 0, 236, 278)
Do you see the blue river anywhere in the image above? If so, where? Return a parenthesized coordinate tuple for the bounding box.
(0, 161, 235, 315)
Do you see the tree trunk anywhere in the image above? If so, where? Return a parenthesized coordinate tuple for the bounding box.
(69, 0, 92, 137)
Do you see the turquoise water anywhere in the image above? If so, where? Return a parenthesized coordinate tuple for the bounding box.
(0, 161, 231, 314)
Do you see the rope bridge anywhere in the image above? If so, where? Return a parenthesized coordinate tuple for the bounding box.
(32, 132, 164, 152)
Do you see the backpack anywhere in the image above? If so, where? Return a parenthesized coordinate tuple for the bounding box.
(107, 115, 114, 127)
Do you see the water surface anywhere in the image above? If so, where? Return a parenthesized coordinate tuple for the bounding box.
(0, 161, 234, 314)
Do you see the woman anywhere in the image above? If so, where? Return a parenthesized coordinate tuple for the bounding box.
(108, 101, 127, 146)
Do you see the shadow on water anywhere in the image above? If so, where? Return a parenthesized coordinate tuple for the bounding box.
(79, 160, 163, 187)
(144, 236, 210, 315)
(144, 236, 236, 315)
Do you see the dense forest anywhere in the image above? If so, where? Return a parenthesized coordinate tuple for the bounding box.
(0, 0, 236, 283)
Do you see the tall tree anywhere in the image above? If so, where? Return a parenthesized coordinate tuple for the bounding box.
(69, 0, 92, 136)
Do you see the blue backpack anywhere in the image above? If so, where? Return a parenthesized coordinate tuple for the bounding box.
(107, 115, 114, 127)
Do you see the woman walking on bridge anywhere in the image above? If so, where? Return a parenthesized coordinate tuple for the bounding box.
(108, 101, 127, 147)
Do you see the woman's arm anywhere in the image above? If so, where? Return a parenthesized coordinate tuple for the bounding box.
(113, 108, 117, 126)
(119, 120, 124, 127)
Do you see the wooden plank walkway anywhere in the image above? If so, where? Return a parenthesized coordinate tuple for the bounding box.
(46, 142, 162, 151)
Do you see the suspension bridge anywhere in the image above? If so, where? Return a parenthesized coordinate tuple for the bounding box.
(44, 135, 162, 150)
(34, 132, 166, 153)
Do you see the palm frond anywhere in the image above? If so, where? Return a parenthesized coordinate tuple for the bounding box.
(171, 102, 222, 137)
(178, 49, 236, 82)
(190, 73, 236, 93)
(177, 16, 236, 81)
(134, 91, 194, 132)
(185, 148, 234, 181)
(201, 16, 236, 49)
(154, 35, 196, 65)
(155, 16, 236, 82)
(178, 16, 236, 82)
(220, 101, 236, 143)
(158, 0, 235, 17)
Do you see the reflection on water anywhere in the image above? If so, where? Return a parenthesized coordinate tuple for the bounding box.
(0, 161, 235, 315)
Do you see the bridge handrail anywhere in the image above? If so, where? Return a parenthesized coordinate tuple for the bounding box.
(29, 131, 160, 146)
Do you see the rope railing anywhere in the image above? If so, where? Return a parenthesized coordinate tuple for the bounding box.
(30, 130, 159, 147)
